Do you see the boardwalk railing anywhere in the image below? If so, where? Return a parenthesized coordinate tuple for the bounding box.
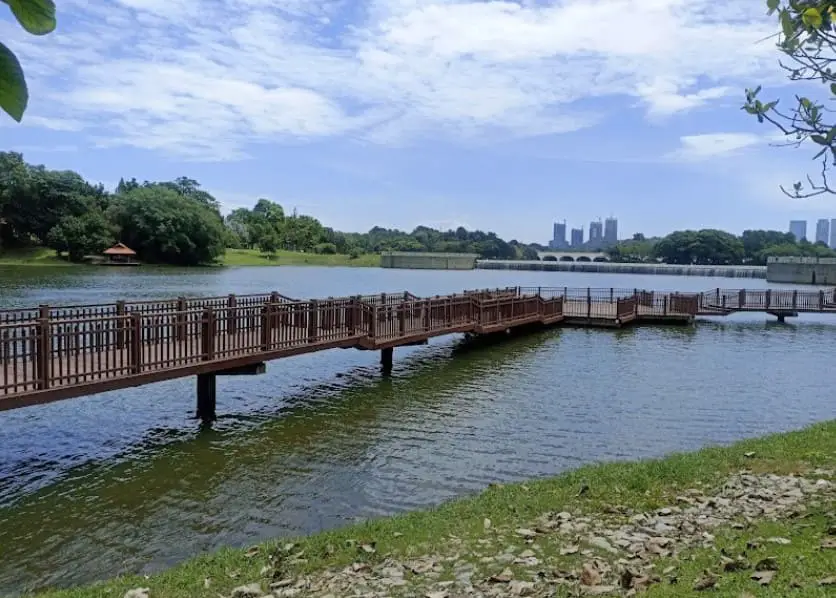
(2, 286, 836, 410)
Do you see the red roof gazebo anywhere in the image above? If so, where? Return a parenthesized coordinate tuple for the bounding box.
(102, 243, 138, 265)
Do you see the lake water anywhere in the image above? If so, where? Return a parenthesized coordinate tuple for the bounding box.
(1, 266, 835, 595)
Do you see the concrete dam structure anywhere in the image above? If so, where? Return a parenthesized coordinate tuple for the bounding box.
(477, 260, 766, 279)
(380, 252, 478, 270)
(767, 256, 836, 285)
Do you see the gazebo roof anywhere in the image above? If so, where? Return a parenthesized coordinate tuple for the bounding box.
(103, 243, 137, 256)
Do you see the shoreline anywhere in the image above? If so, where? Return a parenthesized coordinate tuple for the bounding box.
(0, 248, 381, 269)
(28, 420, 836, 597)
(477, 260, 768, 279)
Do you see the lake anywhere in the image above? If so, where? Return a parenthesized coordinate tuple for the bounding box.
(1, 265, 835, 595)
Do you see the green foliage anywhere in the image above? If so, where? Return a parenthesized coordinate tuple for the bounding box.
(744, 1, 836, 196)
(46, 212, 114, 262)
(109, 186, 226, 266)
(0, 0, 57, 121)
(608, 228, 833, 265)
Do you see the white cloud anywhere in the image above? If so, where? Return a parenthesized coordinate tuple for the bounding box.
(2, 0, 786, 159)
(669, 132, 769, 161)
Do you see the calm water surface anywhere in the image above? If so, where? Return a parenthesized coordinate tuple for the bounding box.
(1, 266, 835, 595)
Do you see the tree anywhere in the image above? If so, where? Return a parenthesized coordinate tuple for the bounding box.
(108, 186, 226, 266)
(743, 1, 836, 197)
(1, 0, 57, 121)
(258, 230, 281, 259)
(46, 211, 114, 262)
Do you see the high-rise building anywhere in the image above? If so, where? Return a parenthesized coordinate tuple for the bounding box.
(588, 220, 603, 248)
(570, 227, 584, 247)
(817, 218, 831, 245)
(789, 220, 807, 242)
(830, 219, 836, 248)
(550, 221, 567, 249)
(604, 217, 618, 244)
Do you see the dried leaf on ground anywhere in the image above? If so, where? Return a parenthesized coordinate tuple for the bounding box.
(693, 573, 718, 591)
(489, 567, 514, 583)
(751, 570, 776, 586)
(581, 563, 602, 586)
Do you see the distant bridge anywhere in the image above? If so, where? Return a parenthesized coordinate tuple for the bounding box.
(537, 251, 610, 262)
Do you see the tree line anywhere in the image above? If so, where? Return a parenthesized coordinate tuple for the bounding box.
(0, 152, 539, 266)
(607, 229, 836, 266)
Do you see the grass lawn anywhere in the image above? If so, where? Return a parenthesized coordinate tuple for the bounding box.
(0, 247, 74, 266)
(221, 249, 379, 268)
(31, 420, 836, 597)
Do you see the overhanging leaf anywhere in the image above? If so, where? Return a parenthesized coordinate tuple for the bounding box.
(766, 0, 780, 15)
(780, 9, 795, 39)
(802, 7, 823, 29)
(0, 41, 28, 121)
(7, 0, 56, 35)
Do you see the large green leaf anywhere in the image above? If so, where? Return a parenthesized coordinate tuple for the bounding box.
(6, 0, 56, 35)
(0, 41, 28, 121)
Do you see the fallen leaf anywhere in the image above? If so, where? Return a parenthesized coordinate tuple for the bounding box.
(821, 538, 836, 549)
(819, 576, 836, 586)
(581, 563, 602, 586)
(580, 586, 617, 595)
(244, 546, 260, 558)
(744, 451, 756, 458)
(693, 574, 717, 591)
(483, 518, 492, 530)
(425, 591, 449, 598)
(515, 528, 537, 539)
(203, 578, 211, 589)
(755, 557, 778, 571)
(123, 589, 150, 598)
(751, 570, 775, 586)
(360, 543, 376, 554)
(767, 537, 791, 545)
(560, 544, 579, 555)
(489, 568, 514, 583)
(230, 583, 264, 598)
(721, 556, 750, 572)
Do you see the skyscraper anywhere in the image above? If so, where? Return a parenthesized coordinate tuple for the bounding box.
(816, 219, 830, 245)
(830, 219, 836, 248)
(789, 220, 807, 242)
(570, 227, 584, 247)
(551, 221, 567, 249)
(604, 217, 618, 244)
(588, 220, 603, 248)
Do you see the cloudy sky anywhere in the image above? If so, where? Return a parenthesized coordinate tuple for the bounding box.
(0, 0, 829, 242)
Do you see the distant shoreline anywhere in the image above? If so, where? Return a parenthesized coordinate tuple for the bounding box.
(0, 248, 381, 269)
(477, 259, 767, 279)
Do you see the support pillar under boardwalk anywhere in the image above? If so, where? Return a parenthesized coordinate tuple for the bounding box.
(195, 362, 267, 422)
(196, 373, 216, 422)
(380, 347, 394, 374)
(767, 310, 798, 323)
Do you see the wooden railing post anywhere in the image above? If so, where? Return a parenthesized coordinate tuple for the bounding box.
(201, 308, 215, 361)
(819, 290, 825, 308)
(308, 300, 319, 343)
(36, 312, 50, 390)
(261, 304, 272, 350)
(227, 294, 237, 335)
(369, 306, 378, 338)
(586, 288, 592, 318)
(398, 302, 406, 336)
(176, 297, 187, 342)
(423, 300, 431, 331)
(792, 290, 798, 309)
(739, 289, 746, 309)
(663, 295, 668, 316)
(765, 289, 771, 309)
(129, 312, 142, 374)
(116, 301, 126, 349)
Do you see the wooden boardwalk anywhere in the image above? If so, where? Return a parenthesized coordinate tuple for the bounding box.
(0, 286, 833, 415)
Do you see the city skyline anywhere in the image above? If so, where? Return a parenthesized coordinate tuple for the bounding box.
(550, 217, 618, 249)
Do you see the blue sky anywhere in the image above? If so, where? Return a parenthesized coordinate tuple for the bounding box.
(0, 0, 831, 243)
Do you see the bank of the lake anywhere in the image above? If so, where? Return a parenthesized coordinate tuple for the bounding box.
(0, 248, 380, 269)
(221, 249, 378, 268)
(2, 267, 836, 596)
(32, 420, 836, 598)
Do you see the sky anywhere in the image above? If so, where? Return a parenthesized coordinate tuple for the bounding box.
(0, 0, 832, 244)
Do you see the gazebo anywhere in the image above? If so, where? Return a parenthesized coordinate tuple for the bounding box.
(102, 243, 139, 266)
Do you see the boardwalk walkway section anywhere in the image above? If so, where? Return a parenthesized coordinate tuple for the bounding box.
(1, 286, 835, 417)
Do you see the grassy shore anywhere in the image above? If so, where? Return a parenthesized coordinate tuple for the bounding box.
(221, 249, 379, 268)
(32, 421, 836, 597)
(0, 248, 380, 268)
(0, 247, 74, 266)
